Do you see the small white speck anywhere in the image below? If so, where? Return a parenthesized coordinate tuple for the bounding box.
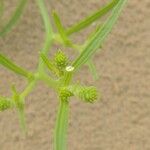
(66, 66, 74, 72)
(92, 22, 96, 26)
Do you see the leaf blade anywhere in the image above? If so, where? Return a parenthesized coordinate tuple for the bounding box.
(53, 11, 71, 46)
(73, 0, 127, 70)
(0, 53, 32, 78)
(66, 0, 119, 35)
(40, 53, 60, 77)
(87, 60, 99, 80)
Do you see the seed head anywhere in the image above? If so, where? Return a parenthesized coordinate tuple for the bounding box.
(54, 50, 68, 68)
(0, 98, 11, 111)
(59, 88, 73, 102)
(79, 87, 98, 103)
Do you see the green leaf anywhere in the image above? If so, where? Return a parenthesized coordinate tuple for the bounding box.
(40, 53, 60, 77)
(87, 60, 99, 80)
(0, 53, 32, 78)
(66, 0, 119, 35)
(53, 11, 71, 46)
(73, 0, 127, 70)
(0, 0, 27, 36)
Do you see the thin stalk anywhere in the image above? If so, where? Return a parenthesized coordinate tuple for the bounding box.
(54, 66, 73, 150)
(38, 72, 59, 90)
(87, 60, 99, 80)
(36, 0, 53, 72)
(0, 0, 27, 36)
(17, 106, 27, 135)
(20, 79, 37, 99)
(54, 100, 69, 150)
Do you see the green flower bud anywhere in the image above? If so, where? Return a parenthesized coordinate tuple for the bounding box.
(59, 87, 73, 102)
(79, 87, 98, 103)
(68, 84, 98, 103)
(0, 97, 11, 111)
(54, 50, 68, 68)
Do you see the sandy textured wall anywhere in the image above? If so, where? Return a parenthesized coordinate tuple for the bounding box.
(0, 0, 150, 150)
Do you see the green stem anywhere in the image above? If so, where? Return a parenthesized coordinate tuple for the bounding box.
(36, 0, 53, 72)
(54, 100, 69, 150)
(0, 0, 27, 36)
(38, 72, 59, 90)
(20, 79, 37, 99)
(17, 106, 27, 135)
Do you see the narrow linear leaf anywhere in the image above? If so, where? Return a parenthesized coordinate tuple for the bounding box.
(64, 1, 118, 80)
(73, 0, 127, 70)
(53, 11, 71, 46)
(66, 0, 119, 35)
(0, 53, 32, 78)
(40, 53, 60, 77)
(85, 26, 102, 81)
(87, 60, 99, 80)
(0, 0, 27, 36)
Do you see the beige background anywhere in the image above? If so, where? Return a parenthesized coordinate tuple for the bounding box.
(0, 0, 150, 150)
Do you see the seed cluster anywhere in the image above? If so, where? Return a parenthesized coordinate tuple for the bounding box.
(59, 88, 73, 102)
(79, 87, 98, 103)
(54, 50, 68, 69)
(0, 98, 11, 111)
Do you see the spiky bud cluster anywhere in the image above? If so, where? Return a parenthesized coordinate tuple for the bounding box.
(68, 84, 98, 103)
(0, 98, 11, 111)
(59, 87, 73, 102)
(54, 50, 68, 68)
(79, 87, 98, 103)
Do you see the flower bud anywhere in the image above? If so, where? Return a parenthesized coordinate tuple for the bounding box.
(54, 50, 68, 68)
(68, 84, 98, 103)
(0, 98, 11, 111)
(59, 87, 73, 102)
(79, 87, 98, 103)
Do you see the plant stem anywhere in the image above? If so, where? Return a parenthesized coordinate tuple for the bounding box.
(20, 79, 37, 99)
(36, 0, 53, 72)
(0, 0, 27, 36)
(54, 100, 69, 150)
(17, 106, 27, 135)
(38, 72, 59, 90)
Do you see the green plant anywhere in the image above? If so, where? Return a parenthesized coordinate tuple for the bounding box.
(0, 0, 127, 149)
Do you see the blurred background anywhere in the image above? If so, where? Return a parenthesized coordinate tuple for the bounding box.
(0, 0, 150, 150)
